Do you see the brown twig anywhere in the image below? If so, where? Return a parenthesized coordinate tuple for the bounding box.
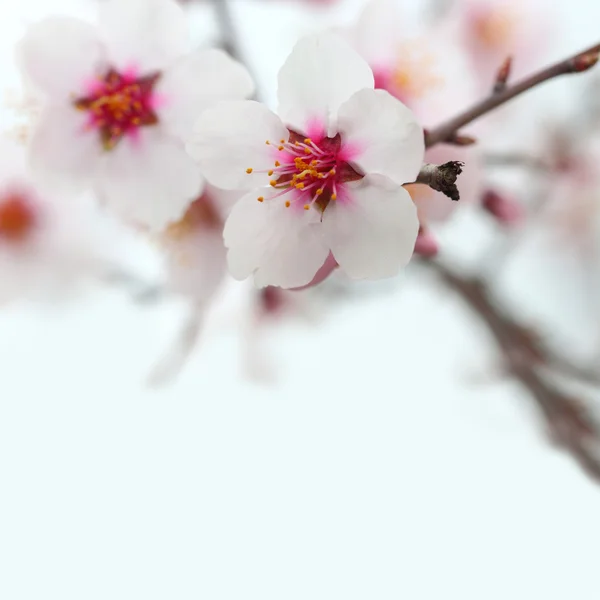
(493, 56, 513, 94)
(414, 161, 464, 201)
(425, 42, 600, 148)
(421, 258, 600, 483)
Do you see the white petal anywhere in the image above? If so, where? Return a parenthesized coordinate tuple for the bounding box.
(277, 33, 374, 136)
(158, 49, 255, 139)
(223, 190, 329, 289)
(98, 0, 188, 73)
(97, 129, 203, 231)
(187, 100, 289, 190)
(322, 174, 418, 280)
(28, 105, 100, 193)
(17, 17, 106, 100)
(336, 88, 424, 185)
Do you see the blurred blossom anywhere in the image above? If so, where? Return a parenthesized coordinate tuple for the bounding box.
(158, 184, 240, 302)
(544, 134, 600, 258)
(17, 0, 254, 231)
(451, 0, 552, 88)
(188, 33, 424, 289)
(0, 137, 125, 303)
(344, 0, 483, 222)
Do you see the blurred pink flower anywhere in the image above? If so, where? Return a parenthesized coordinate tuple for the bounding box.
(0, 139, 124, 303)
(451, 0, 552, 89)
(544, 135, 600, 257)
(17, 0, 254, 231)
(188, 33, 423, 289)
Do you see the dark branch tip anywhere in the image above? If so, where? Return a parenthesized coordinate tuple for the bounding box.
(434, 161, 464, 201)
(414, 161, 464, 202)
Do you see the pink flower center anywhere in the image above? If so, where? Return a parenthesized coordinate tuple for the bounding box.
(0, 192, 37, 243)
(247, 131, 361, 212)
(74, 69, 160, 151)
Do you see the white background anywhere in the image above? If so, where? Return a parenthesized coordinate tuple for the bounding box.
(1, 1, 600, 599)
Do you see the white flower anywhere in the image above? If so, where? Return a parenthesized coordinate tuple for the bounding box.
(187, 33, 424, 289)
(17, 0, 254, 231)
(158, 184, 240, 302)
(148, 185, 237, 386)
(0, 138, 126, 303)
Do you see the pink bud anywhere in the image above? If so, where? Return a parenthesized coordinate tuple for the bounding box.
(414, 227, 439, 258)
(482, 189, 524, 225)
(259, 287, 286, 315)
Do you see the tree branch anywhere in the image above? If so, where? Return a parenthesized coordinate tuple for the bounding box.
(420, 258, 600, 483)
(425, 43, 600, 148)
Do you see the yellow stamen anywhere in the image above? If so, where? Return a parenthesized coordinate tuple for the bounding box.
(296, 183, 305, 190)
(303, 204, 310, 210)
(304, 138, 311, 144)
(316, 189, 323, 195)
(246, 168, 253, 174)
(268, 170, 274, 176)
(274, 161, 281, 167)
(285, 201, 291, 207)
(278, 146, 284, 151)
(270, 180, 277, 187)
(331, 193, 337, 201)
(257, 196, 264, 202)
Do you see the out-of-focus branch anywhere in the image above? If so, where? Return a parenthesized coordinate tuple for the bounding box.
(414, 161, 464, 201)
(425, 42, 600, 148)
(421, 258, 600, 483)
(102, 267, 167, 304)
(484, 152, 552, 172)
(209, 0, 244, 63)
(207, 0, 262, 101)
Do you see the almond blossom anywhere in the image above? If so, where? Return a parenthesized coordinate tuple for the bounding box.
(17, 0, 254, 231)
(0, 137, 125, 303)
(147, 185, 238, 385)
(159, 184, 241, 303)
(187, 33, 424, 289)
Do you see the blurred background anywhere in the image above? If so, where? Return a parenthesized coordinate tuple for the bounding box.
(1, 0, 600, 599)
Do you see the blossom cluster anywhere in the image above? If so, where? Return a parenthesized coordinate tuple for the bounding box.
(1, 0, 576, 363)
